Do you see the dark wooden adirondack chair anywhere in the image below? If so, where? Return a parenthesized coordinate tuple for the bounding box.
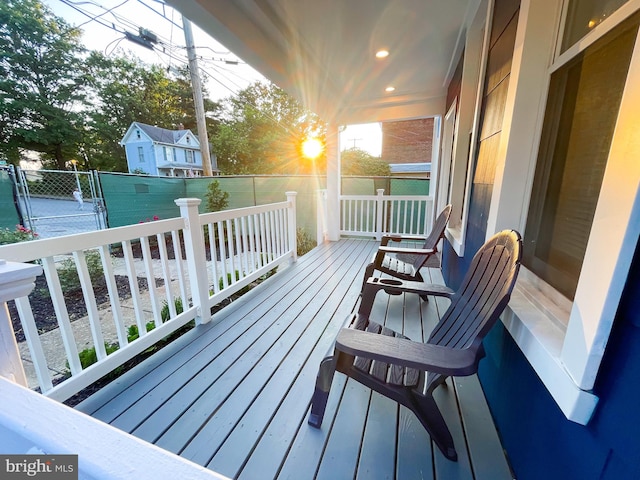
(309, 230, 522, 461)
(362, 204, 452, 294)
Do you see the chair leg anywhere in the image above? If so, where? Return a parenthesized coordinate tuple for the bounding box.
(308, 355, 337, 428)
(361, 263, 375, 294)
(414, 271, 429, 302)
(410, 392, 457, 461)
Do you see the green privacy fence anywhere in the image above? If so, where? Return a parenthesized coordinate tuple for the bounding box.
(96, 173, 429, 240)
(0, 168, 22, 230)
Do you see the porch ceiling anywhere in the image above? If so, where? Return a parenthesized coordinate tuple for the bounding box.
(166, 0, 476, 124)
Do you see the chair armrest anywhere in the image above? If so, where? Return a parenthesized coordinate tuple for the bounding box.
(365, 277, 455, 298)
(378, 246, 435, 256)
(336, 329, 478, 376)
(381, 234, 428, 246)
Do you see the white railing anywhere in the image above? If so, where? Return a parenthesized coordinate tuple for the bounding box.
(338, 189, 434, 240)
(0, 193, 297, 401)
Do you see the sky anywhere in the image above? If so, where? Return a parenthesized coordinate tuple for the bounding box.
(42, 0, 382, 156)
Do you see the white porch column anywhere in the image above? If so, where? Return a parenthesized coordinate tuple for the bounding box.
(0, 259, 42, 386)
(326, 123, 341, 241)
(175, 198, 211, 324)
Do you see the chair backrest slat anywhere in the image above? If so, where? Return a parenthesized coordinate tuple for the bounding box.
(426, 230, 522, 390)
(411, 204, 452, 270)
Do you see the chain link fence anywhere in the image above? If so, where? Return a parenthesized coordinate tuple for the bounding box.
(14, 168, 106, 239)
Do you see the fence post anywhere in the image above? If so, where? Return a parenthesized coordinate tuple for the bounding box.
(375, 189, 385, 241)
(316, 189, 327, 245)
(175, 198, 211, 325)
(286, 191, 298, 263)
(0, 260, 42, 386)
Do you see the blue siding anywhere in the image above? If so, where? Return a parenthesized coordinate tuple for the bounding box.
(478, 242, 640, 479)
(125, 141, 157, 175)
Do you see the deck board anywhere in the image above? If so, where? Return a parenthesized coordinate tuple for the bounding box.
(76, 239, 513, 480)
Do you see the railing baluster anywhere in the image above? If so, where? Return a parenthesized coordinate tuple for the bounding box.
(41, 256, 80, 375)
(157, 233, 176, 319)
(226, 219, 235, 285)
(140, 236, 162, 325)
(208, 223, 219, 293)
(74, 250, 107, 360)
(248, 214, 257, 272)
(98, 245, 127, 347)
(122, 240, 146, 336)
(171, 231, 188, 307)
(15, 297, 52, 392)
(217, 221, 228, 289)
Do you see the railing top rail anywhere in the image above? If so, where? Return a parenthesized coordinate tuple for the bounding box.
(199, 200, 291, 223)
(0, 218, 186, 263)
(340, 194, 433, 201)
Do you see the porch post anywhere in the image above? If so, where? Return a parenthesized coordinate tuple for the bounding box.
(0, 260, 42, 386)
(175, 198, 211, 325)
(286, 191, 298, 263)
(375, 188, 385, 241)
(326, 124, 341, 241)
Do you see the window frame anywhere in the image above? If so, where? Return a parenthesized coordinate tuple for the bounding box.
(484, 0, 640, 424)
(443, 0, 493, 256)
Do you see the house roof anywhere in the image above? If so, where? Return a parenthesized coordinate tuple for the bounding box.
(132, 122, 192, 145)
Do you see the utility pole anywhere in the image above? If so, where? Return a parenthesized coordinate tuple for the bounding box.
(182, 17, 214, 176)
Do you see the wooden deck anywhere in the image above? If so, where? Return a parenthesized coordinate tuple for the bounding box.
(76, 239, 513, 480)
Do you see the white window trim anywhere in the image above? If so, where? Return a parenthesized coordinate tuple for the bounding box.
(485, 0, 640, 424)
(443, 0, 493, 257)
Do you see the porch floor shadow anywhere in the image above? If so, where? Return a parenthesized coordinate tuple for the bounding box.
(76, 239, 513, 480)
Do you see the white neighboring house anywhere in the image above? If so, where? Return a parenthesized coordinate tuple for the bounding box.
(120, 122, 211, 177)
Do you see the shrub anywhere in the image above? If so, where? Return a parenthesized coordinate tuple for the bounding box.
(205, 180, 230, 212)
(161, 297, 184, 322)
(127, 321, 156, 342)
(0, 225, 38, 245)
(74, 342, 120, 370)
(296, 227, 316, 257)
(57, 250, 103, 292)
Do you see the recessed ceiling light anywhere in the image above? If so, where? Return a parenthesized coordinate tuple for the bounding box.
(385, 86, 395, 92)
(375, 49, 389, 59)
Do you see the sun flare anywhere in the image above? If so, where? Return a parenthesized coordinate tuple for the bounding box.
(301, 137, 323, 159)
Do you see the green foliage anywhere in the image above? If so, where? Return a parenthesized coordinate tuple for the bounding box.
(211, 82, 326, 174)
(126, 321, 156, 342)
(341, 148, 390, 176)
(131, 168, 149, 175)
(75, 342, 120, 370)
(296, 227, 316, 257)
(0, 0, 87, 169)
(57, 251, 103, 292)
(218, 270, 250, 295)
(205, 180, 230, 212)
(0, 225, 37, 245)
(161, 297, 184, 322)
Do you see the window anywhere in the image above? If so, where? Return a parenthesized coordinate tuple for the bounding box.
(524, 20, 638, 299)
(186, 150, 195, 164)
(137, 146, 144, 163)
(484, 0, 640, 423)
(561, 0, 630, 52)
(162, 147, 168, 163)
(440, 0, 491, 256)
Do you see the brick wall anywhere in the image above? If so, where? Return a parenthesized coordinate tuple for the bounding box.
(381, 118, 434, 164)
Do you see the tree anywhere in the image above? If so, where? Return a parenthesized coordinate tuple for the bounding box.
(0, 0, 88, 169)
(210, 82, 326, 175)
(84, 54, 218, 172)
(205, 180, 229, 212)
(341, 148, 390, 176)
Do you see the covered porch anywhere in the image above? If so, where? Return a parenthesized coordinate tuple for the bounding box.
(73, 239, 511, 479)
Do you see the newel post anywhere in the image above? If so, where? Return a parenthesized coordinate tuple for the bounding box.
(0, 259, 42, 386)
(286, 191, 298, 263)
(375, 188, 385, 241)
(175, 198, 211, 325)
